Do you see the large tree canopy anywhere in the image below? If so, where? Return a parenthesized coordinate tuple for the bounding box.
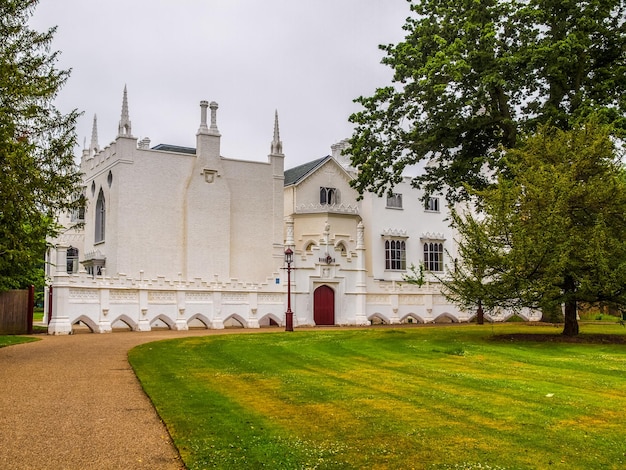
(348, 0, 626, 201)
(444, 120, 626, 336)
(0, 0, 83, 290)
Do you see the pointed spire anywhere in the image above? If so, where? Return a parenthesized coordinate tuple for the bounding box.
(270, 110, 283, 155)
(89, 114, 99, 156)
(118, 85, 132, 137)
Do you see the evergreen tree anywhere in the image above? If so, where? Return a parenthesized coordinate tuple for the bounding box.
(0, 0, 83, 290)
(348, 0, 626, 202)
(444, 121, 626, 336)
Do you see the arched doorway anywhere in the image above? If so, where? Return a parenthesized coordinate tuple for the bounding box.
(314, 285, 335, 325)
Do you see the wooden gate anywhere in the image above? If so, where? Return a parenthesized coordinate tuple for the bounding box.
(0, 286, 34, 334)
(313, 285, 335, 325)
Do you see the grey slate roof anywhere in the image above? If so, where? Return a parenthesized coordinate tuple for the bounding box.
(151, 144, 197, 155)
(148, 146, 332, 187)
(284, 156, 331, 186)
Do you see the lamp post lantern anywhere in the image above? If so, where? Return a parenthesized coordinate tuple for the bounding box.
(284, 247, 294, 332)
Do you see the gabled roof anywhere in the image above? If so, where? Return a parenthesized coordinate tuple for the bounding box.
(151, 144, 196, 155)
(284, 156, 331, 186)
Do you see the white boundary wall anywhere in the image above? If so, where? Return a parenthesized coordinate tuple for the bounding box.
(47, 244, 541, 334)
(48, 271, 286, 334)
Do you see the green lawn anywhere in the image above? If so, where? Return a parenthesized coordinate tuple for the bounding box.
(33, 307, 44, 322)
(129, 324, 626, 469)
(0, 336, 39, 348)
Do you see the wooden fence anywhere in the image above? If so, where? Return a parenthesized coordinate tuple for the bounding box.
(0, 287, 34, 335)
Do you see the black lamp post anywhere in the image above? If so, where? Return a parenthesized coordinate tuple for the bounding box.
(284, 247, 294, 332)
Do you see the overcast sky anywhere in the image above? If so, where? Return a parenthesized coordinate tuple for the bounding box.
(30, 1, 410, 169)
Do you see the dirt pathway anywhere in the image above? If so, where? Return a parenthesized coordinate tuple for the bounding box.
(0, 329, 263, 469)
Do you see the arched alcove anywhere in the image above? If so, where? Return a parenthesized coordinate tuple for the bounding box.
(368, 313, 390, 325)
(71, 315, 98, 334)
(188, 314, 210, 329)
(111, 314, 138, 331)
(400, 314, 424, 324)
(150, 314, 175, 330)
(224, 314, 246, 328)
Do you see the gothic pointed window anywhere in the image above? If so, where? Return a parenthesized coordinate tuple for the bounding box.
(320, 187, 337, 205)
(95, 189, 106, 243)
(425, 197, 440, 212)
(423, 241, 444, 272)
(71, 189, 86, 222)
(386, 193, 403, 209)
(385, 239, 406, 271)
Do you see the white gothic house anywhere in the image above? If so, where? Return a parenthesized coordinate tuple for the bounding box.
(45, 89, 537, 334)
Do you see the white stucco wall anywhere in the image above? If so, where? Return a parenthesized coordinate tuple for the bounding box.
(47, 103, 540, 333)
(362, 178, 457, 283)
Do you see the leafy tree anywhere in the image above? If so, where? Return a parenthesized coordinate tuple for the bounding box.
(0, 1, 83, 291)
(347, 0, 626, 202)
(443, 121, 626, 336)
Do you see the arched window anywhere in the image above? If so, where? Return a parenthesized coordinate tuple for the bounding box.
(385, 239, 406, 270)
(66, 247, 79, 274)
(320, 187, 337, 205)
(71, 189, 86, 222)
(95, 189, 106, 243)
(424, 242, 444, 271)
(425, 197, 439, 212)
(386, 193, 403, 209)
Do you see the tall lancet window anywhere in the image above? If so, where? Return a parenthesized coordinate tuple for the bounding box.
(95, 189, 106, 243)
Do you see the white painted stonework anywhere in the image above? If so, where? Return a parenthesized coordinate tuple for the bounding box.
(48, 269, 284, 334)
(45, 90, 539, 334)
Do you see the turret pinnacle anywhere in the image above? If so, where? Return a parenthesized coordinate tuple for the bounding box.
(118, 85, 132, 137)
(270, 110, 283, 155)
(89, 114, 99, 155)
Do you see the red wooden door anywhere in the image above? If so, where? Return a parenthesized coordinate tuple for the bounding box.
(314, 285, 335, 325)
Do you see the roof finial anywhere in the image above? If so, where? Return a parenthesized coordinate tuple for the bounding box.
(118, 85, 132, 137)
(90, 114, 99, 155)
(270, 109, 283, 155)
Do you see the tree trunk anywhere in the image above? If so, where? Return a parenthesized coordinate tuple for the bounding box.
(562, 276, 579, 336)
(477, 299, 484, 325)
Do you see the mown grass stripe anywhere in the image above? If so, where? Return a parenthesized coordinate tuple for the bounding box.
(130, 324, 626, 469)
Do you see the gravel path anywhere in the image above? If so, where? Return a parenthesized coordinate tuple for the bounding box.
(0, 328, 263, 470)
